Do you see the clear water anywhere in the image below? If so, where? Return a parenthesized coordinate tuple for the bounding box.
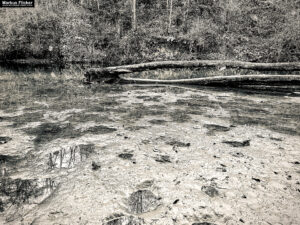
(0, 65, 299, 224)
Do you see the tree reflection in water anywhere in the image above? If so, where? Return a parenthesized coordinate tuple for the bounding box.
(0, 177, 57, 212)
(48, 144, 94, 169)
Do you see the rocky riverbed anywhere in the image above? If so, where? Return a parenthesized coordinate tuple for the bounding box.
(0, 67, 300, 224)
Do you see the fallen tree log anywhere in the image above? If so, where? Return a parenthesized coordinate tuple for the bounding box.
(85, 60, 300, 83)
(119, 75, 300, 86)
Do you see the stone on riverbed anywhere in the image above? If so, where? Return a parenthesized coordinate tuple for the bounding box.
(118, 153, 134, 160)
(222, 140, 250, 147)
(0, 136, 12, 144)
(201, 186, 219, 197)
(204, 124, 230, 135)
(154, 155, 171, 163)
(128, 190, 161, 214)
(92, 161, 101, 170)
(104, 213, 144, 225)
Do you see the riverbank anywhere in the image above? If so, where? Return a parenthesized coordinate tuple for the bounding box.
(1, 1, 299, 66)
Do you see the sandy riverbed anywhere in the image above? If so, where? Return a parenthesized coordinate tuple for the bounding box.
(0, 68, 300, 224)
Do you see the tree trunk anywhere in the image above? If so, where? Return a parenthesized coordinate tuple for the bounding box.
(120, 75, 300, 86)
(96, 0, 100, 11)
(132, 0, 137, 31)
(85, 60, 300, 82)
(220, 1, 228, 57)
(183, 0, 190, 33)
(117, 19, 123, 38)
(168, 0, 173, 33)
(84, 73, 300, 88)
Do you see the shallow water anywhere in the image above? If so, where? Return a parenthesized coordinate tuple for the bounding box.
(0, 65, 300, 224)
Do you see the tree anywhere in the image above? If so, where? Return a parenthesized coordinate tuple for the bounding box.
(132, 0, 137, 31)
(168, 0, 173, 33)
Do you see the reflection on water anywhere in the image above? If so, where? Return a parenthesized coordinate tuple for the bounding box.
(0, 62, 88, 74)
(48, 144, 94, 169)
(0, 154, 21, 178)
(0, 177, 57, 212)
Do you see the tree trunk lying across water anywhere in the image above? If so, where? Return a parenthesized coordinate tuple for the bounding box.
(85, 60, 300, 82)
(119, 75, 300, 86)
(83, 74, 300, 87)
(84, 60, 300, 86)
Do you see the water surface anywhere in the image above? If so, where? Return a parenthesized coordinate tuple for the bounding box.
(0, 65, 299, 224)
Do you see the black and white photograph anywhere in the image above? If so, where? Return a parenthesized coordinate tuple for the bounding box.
(0, 0, 300, 224)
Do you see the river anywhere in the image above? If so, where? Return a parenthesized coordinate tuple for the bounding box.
(0, 65, 299, 224)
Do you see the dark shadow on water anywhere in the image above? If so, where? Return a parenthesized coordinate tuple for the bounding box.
(84, 125, 117, 134)
(122, 105, 167, 121)
(25, 123, 117, 147)
(0, 62, 63, 73)
(143, 84, 300, 136)
(25, 123, 77, 146)
(169, 110, 192, 123)
(67, 113, 113, 123)
(7, 112, 44, 128)
(148, 119, 168, 125)
(189, 85, 300, 97)
(125, 126, 148, 131)
(0, 62, 94, 74)
(0, 154, 22, 177)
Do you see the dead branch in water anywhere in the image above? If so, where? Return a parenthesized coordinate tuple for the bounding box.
(84, 60, 300, 86)
(119, 75, 300, 86)
(85, 60, 300, 82)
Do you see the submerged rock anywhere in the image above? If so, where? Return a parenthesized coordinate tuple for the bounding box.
(136, 180, 154, 189)
(92, 161, 101, 170)
(155, 155, 171, 163)
(85, 125, 117, 134)
(173, 199, 179, 204)
(125, 126, 147, 131)
(128, 190, 160, 214)
(201, 186, 219, 197)
(252, 178, 261, 182)
(216, 167, 227, 172)
(0, 136, 12, 144)
(230, 152, 245, 158)
(204, 124, 230, 135)
(166, 140, 190, 147)
(104, 213, 144, 225)
(118, 153, 134, 160)
(222, 140, 250, 147)
(148, 119, 168, 125)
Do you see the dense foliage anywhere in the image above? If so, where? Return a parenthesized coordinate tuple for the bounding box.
(0, 0, 299, 65)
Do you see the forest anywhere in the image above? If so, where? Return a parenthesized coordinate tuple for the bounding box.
(0, 0, 299, 66)
(1, 1, 300, 225)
